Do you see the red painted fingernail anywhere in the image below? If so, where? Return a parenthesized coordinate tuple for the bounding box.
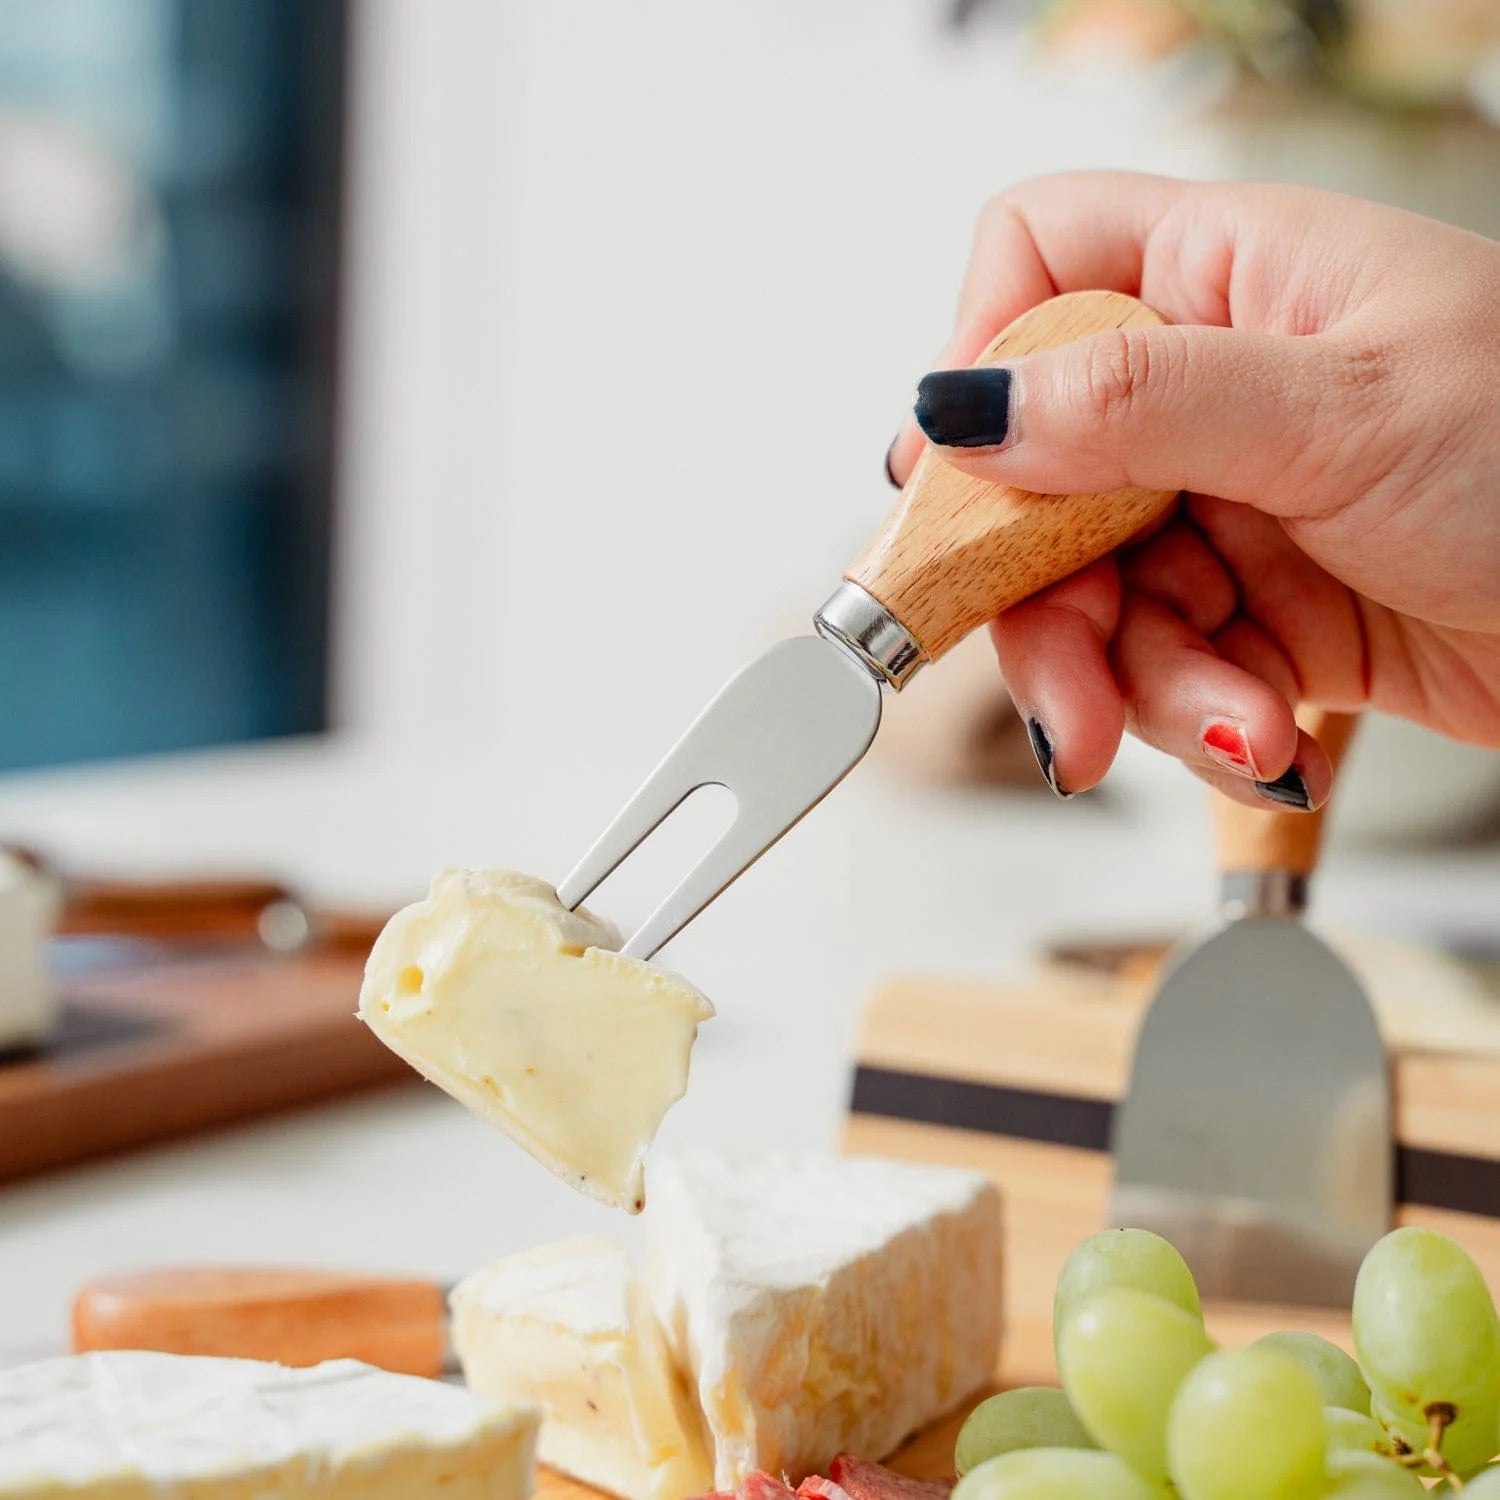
(1201, 719, 1261, 778)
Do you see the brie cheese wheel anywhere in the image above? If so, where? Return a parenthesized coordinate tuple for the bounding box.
(644, 1153, 1003, 1488)
(452, 1237, 713, 1500)
(0, 852, 60, 1050)
(358, 869, 714, 1212)
(0, 1352, 538, 1498)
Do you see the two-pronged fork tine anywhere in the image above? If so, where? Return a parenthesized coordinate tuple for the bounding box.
(556, 636, 883, 959)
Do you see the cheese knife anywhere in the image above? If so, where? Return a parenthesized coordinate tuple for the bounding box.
(1111, 709, 1393, 1306)
(72, 1265, 456, 1377)
(558, 291, 1179, 956)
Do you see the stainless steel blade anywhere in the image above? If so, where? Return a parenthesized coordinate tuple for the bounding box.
(557, 634, 881, 959)
(1110, 916, 1392, 1306)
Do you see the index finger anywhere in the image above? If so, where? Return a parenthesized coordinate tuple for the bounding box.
(890, 171, 1204, 484)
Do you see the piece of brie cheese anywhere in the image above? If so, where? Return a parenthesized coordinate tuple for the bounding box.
(358, 869, 714, 1212)
(644, 1153, 1003, 1488)
(0, 1352, 538, 1499)
(452, 1236, 713, 1500)
(0, 852, 60, 1051)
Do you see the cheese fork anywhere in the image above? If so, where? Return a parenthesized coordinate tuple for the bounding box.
(558, 290, 1180, 958)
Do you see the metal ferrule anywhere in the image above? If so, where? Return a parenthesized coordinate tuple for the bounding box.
(1219, 870, 1309, 921)
(814, 580, 923, 690)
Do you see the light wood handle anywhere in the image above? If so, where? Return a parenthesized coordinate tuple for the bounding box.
(58, 878, 294, 942)
(1214, 709, 1360, 878)
(848, 291, 1179, 664)
(72, 1267, 448, 1377)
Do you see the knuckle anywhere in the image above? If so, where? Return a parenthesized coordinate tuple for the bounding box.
(1335, 337, 1395, 405)
(1297, 334, 1405, 501)
(1072, 327, 1170, 429)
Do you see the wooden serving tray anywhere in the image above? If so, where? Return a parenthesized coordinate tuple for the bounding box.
(842, 971, 1500, 1385)
(0, 945, 412, 1182)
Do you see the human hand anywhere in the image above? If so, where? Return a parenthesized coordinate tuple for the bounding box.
(887, 173, 1500, 809)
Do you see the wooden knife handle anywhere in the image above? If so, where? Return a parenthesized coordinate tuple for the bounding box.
(57, 878, 296, 943)
(72, 1267, 448, 1377)
(847, 291, 1179, 665)
(1214, 709, 1361, 878)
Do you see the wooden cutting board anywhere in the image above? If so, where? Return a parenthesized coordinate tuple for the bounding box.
(842, 970, 1500, 1387)
(0, 945, 413, 1182)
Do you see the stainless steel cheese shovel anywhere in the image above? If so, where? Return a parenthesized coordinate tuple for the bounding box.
(1111, 710, 1393, 1305)
(557, 290, 1179, 958)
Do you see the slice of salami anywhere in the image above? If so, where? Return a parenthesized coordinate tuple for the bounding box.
(741, 1471, 802, 1500)
(796, 1477, 855, 1500)
(828, 1454, 953, 1500)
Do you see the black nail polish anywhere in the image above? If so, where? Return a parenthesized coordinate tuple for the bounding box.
(884, 440, 900, 489)
(914, 367, 1013, 448)
(1026, 716, 1072, 800)
(1254, 765, 1312, 810)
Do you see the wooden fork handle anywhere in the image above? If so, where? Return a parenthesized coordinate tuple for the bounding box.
(847, 291, 1179, 665)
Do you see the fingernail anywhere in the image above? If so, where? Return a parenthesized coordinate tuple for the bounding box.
(914, 367, 1014, 448)
(884, 439, 900, 489)
(1200, 719, 1263, 779)
(1254, 765, 1312, 811)
(1026, 716, 1072, 800)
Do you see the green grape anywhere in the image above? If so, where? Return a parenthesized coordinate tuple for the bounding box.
(1323, 1406, 1395, 1458)
(1053, 1228, 1203, 1367)
(951, 1447, 1161, 1500)
(954, 1388, 1097, 1475)
(1165, 1346, 1325, 1500)
(1352, 1227, 1500, 1475)
(1319, 1452, 1426, 1499)
(1254, 1331, 1371, 1414)
(1057, 1286, 1212, 1485)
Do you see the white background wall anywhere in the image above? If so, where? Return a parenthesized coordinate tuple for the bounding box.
(329, 0, 1500, 834)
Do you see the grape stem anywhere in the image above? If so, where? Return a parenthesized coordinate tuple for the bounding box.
(1422, 1406, 1462, 1489)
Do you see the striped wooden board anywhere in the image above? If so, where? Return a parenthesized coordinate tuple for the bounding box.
(842, 972, 1500, 1385)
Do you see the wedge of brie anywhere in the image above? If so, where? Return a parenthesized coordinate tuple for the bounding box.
(0, 1351, 538, 1498)
(452, 1236, 713, 1500)
(645, 1153, 1003, 1488)
(358, 869, 713, 1212)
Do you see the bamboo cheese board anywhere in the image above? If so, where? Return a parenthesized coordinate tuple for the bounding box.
(841, 967, 1500, 1400)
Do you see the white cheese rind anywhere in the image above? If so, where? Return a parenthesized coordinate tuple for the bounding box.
(452, 1237, 713, 1500)
(644, 1153, 1003, 1487)
(358, 869, 714, 1212)
(0, 1351, 538, 1498)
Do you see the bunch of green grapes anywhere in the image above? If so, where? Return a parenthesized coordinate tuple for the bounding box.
(951, 1226, 1500, 1500)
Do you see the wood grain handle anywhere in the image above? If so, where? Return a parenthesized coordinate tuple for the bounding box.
(1214, 709, 1361, 878)
(847, 291, 1179, 665)
(72, 1267, 449, 1377)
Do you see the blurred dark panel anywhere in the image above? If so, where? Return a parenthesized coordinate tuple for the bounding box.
(0, 0, 344, 770)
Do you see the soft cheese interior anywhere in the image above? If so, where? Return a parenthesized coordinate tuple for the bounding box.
(358, 869, 714, 1212)
(454, 1155, 1003, 1499)
(0, 1352, 538, 1499)
(452, 1237, 714, 1500)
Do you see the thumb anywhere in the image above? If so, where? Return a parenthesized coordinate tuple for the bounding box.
(911, 323, 1370, 516)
